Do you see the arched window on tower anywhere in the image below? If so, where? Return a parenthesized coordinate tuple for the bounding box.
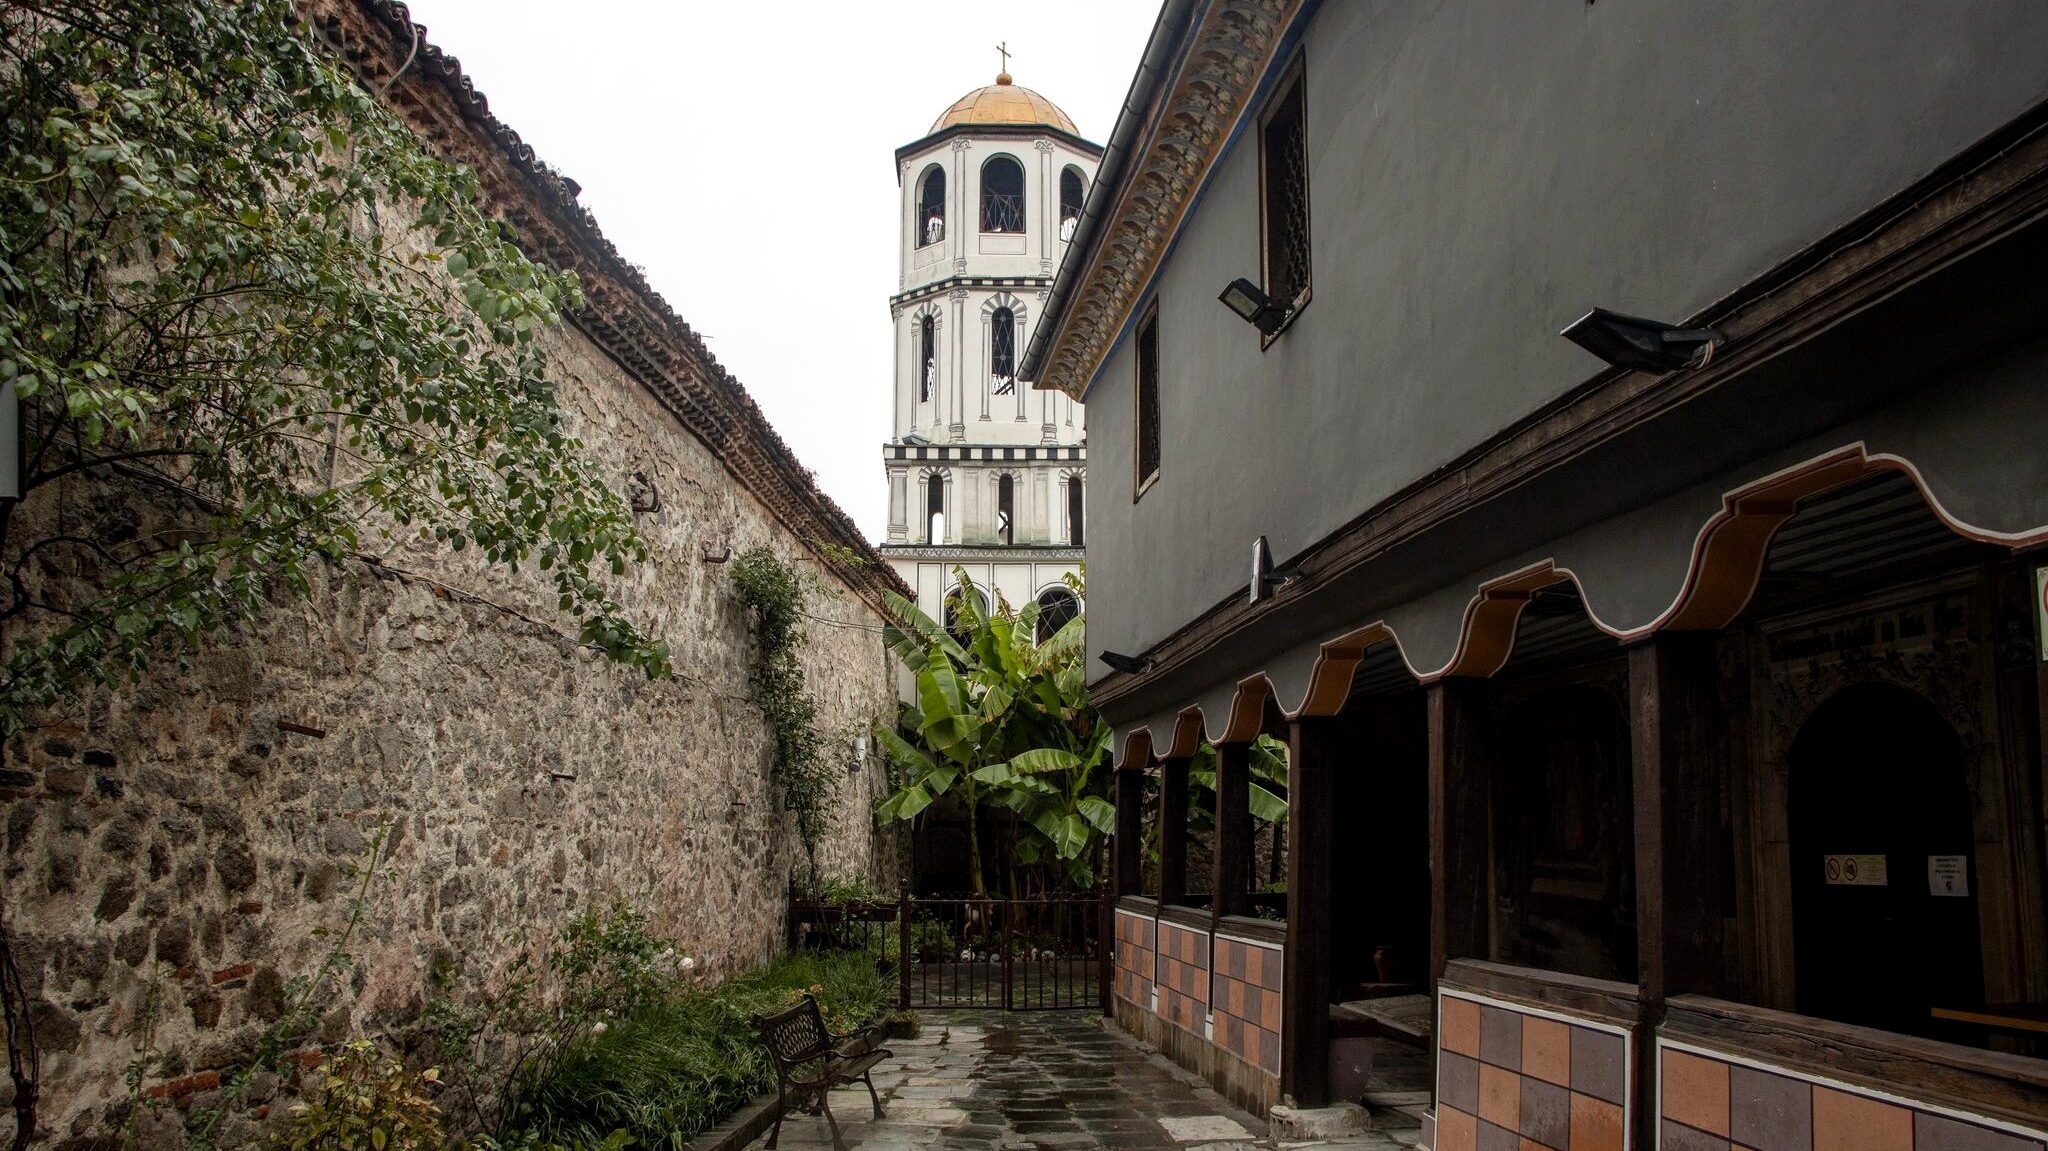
(1066, 474, 1084, 547)
(981, 155, 1024, 233)
(944, 583, 987, 646)
(996, 474, 1015, 545)
(925, 474, 945, 544)
(990, 307, 1016, 395)
(1059, 166, 1085, 242)
(917, 164, 946, 247)
(1034, 586, 1079, 644)
(918, 314, 936, 404)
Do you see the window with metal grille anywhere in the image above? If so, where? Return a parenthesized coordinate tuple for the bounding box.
(997, 474, 1015, 545)
(1135, 306, 1160, 496)
(1261, 64, 1310, 312)
(981, 155, 1025, 233)
(1066, 475, 1085, 546)
(1034, 586, 1079, 644)
(990, 306, 1016, 395)
(1059, 166, 1085, 241)
(918, 314, 936, 403)
(917, 164, 946, 247)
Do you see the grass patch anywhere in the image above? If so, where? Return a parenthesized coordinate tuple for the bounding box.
(510, 950, 889, 1149)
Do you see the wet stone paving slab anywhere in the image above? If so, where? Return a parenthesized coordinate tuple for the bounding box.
(742, 1012, 1407, 1151)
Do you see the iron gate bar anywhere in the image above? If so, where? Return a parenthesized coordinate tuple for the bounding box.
(787, 887, 1109, 1011)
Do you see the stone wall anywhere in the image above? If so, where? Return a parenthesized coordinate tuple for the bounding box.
(0, 264, 905, 1147)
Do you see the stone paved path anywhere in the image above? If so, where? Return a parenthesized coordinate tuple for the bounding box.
(743, 1012, 1408, 1150)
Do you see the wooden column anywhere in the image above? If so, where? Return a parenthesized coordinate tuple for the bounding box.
(1213, 741, 1252, 920)
(1631, 632, 1725, 1003)
(1630, 632, 1724, 1151)
(1283, 717, 1338, 1107)
(1428, 679, 1493, 983)
(1113, 763, 1147, 896)
(1158, 755, 1191, 908)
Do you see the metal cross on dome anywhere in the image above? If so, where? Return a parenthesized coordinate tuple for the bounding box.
(997, 41, 1010, 74)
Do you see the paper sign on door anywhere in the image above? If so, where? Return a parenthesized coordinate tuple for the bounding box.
(1929, 855, 1970, 897)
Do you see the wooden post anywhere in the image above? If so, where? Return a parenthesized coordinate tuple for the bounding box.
(1630, 632, 1725, 1004)
(1283, 717, 1337, 1107)
(1158, 755, 1191, 908)
(1630, 633, 1724, 1148)
(1213, 742, 1252, 920)
(1428, 680, 1492, 983)
(1114, 764, 1146, 896)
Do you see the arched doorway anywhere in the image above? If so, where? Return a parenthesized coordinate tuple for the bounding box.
(1789, 682, 1982, 1037)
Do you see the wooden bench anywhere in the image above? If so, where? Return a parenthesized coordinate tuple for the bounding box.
(750, 995, 892, 1151)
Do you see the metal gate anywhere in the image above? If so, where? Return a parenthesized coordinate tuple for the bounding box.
(788, 888, 1109, 1011)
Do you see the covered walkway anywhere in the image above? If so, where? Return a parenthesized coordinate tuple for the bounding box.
(744, 1012, 1414, 1150)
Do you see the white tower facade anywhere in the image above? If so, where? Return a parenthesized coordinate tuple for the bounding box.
(881, 73, 1096, 640)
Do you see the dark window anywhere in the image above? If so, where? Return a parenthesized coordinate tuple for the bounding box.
(1066, 475, 1084, 546)
(1034, 586, 1079, 644)
(996, 474, 1015, 545)
(990, 306, 1016, 394)
(981, 155, 1025, 232)
(1059, 166, 1085, 241)
(926, 474, 945, 543)
(917, 164, 946, 247)
(1260, 65, 1310, 310)
(1135, 307, 1160, 495)
(918, 314, 936, 403)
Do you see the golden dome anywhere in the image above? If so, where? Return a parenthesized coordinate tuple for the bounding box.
(931, 73, 1079, 136)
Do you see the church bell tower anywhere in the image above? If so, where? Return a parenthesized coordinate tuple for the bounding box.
(879, 66, 1097, 640)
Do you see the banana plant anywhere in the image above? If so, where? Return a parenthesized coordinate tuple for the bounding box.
(874, 570, 1112, 893)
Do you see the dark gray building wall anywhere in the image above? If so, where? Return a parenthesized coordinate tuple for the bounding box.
(1082, 0, 2048, 674)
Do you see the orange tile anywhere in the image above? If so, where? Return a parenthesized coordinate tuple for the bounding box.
(1570, 1092, 1624, 1151)
(1478, 1063, 1521, 1130)
(1520, 1140, 1557, 1151)
(1522, 1016, 1571, 1087)
(1661, 1049, 1731, 1137)
(1442, 996, 1482, 1058)
(1436, 1105, 1478, 1151)
(1812, 1087, 1911, 1151)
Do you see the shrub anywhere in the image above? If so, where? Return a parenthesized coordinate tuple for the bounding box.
(272, 1041, 443, 1151)
(509, 950, 888, 1149)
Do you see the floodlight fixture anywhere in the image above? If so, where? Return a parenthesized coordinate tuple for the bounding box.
(1218, 278, 1290, 335)
(1561, 307, 1723, 374)
(1099, 650, 1152, 676)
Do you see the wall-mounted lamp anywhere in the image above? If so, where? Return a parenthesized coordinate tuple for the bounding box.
(1561, 307, 1723, 374)
(1248, 535, 1300, 605)
(628, 470, 663, 514)
(849, 733, 869, 776)
(1099, 650, 1151, 676)
(1218, 278, 1290, 335)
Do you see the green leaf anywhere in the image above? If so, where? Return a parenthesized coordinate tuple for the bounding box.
(879, 785, 932, 821)
(1078, 796, 1117, 835)
(1009, 748, 1081, 775)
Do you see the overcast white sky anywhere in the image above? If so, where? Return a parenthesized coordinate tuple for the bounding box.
(397, 1, 1162, 540)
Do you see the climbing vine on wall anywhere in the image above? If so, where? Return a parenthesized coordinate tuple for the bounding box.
(731, 547, 836, 871)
